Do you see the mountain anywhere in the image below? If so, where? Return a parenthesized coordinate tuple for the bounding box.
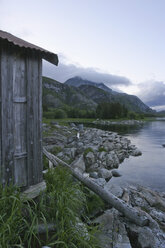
(64, 77, 153, 113)
(42, 76, 97, 110)
(65, 76, 117, 94)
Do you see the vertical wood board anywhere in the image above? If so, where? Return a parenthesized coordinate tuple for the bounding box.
(26, 52, 43, 186)
(1, 43, 14, 184)
(13, 50, 27, 186)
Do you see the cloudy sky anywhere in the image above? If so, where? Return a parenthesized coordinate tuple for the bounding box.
(1, 0, 165, 110)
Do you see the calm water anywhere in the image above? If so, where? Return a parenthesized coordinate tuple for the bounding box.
(108, 119, 165, 192)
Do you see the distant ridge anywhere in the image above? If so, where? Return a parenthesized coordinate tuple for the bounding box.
(64, 77, 153, 113)
(42, 76, 153, 113)
(65, 76, 117, 94)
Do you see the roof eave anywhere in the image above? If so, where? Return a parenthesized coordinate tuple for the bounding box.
(0, 30, 59, 66)
(43, 53, 59, 66)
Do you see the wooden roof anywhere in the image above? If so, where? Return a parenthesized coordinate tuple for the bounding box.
(0, 30, 58, 65)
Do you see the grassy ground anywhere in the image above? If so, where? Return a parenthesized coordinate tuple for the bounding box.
(0, 166, 102, 248)
(43, 116, 151, 126)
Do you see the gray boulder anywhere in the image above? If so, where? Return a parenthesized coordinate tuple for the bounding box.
(93, 209, 132, 248)
(92, 178, 107, 188)
(106, 152, 119, 169)
(104, 183, 123, 198)
(98, 168, 112, 181)
(98, 151, 106, 160)
(89, 171, 99, 179)
(103, 140, 115, 151)
(111, 170, 122, 177)
(130, 148, 142, 156)
(85, 151, 95, 166)
(63, 147, 77, 159)
(126, 223, 165, 248)
(71, 155, 86, 173)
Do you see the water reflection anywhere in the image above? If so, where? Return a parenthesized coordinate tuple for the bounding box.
(86, 120, 165, 192)
(110, 120, 165, 192)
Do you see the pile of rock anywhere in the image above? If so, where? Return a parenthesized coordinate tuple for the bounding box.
(43, 124, 141, 183)
(93, 184, 165, 248)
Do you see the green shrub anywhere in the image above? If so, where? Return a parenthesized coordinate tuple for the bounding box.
(43, 111, 55, 119)
(54, 109, 67, 119)
(128, 111, 137, 119)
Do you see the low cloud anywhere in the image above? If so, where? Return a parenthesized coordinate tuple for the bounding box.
(136, 81, 165, 108)
(43, 57, 165, 111)
(43, 58, 132, 90)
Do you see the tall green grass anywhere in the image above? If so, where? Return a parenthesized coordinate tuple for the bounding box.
(0, 184, 40, 247)
(0, 167, 100, 247)
(43, 166, 100, 247)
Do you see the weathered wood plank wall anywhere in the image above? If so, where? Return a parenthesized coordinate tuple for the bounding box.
(0, 40, 43, 187)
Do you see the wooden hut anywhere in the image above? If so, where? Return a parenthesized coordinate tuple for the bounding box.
(0, 30, 58, 188)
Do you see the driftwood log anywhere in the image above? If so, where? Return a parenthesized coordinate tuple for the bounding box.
(43, 147, 149, 227)
(37, 223, 56, 234)
(21, 181, 46, 199)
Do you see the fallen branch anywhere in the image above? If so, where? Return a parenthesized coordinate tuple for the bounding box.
(43, 147, 149, 227)
(21, 181, 46, 200)
(37, 223, 56, 234)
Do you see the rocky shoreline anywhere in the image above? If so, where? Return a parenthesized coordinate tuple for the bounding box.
(92, 119, 144, 126)
(43, 122, 142, 177)
(43, 122, 165, 248)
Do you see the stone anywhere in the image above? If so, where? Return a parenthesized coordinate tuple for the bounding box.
(85, 151, 95, 166)
(116, 151, 127, 163)
(130, 148, 142, 156)
(98, 151, 106, 160)
(111, 170, 122, 177)
(114, 143, 122, 150)
(104, 183, 123, 198)
(67, 136, 75, 144)
(77, 124, 84, 131)
(137, 186, 165, 211)
(150, 209, 165, 223)
(103, 140, 115, 151)
(63, 147, 76, 158)
(93, 209, 132, 248)
(92, 178, 107, 187)
(126, 224, 165, 248)
(87, 162, 100, 172)
(89, 171, 99, 179)
(106, 152, 119, 169)
(98, 168, 112, 181)
(75, 218, 90, 241)
(82, 172, 90, 178)
(71, 155, 86, 173)
(128, 144, 136, 150)
(77, 142, 84, 147)
(122, 189, 130, 203)
(70, 122, 76, 127)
